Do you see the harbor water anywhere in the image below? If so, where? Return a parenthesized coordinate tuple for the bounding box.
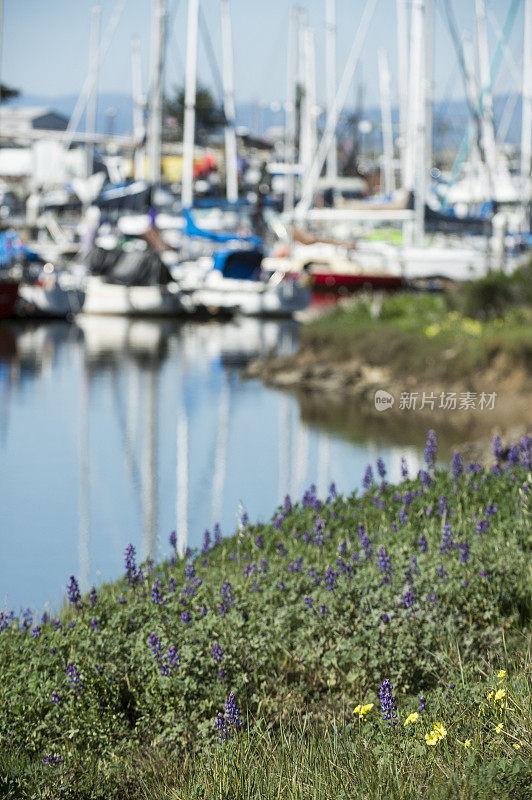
(0, 317, 425, 614)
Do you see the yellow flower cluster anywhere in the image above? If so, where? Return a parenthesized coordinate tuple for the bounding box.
(424, 312, 484, 339)
(404, 712, 420, 726)
(353, 703, 374, 718)
(425, 723, 447, 746)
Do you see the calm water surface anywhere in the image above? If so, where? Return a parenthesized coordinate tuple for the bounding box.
(0, 317, 426, 613)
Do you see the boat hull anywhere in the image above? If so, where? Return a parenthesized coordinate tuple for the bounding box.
(18, 284, 85, 318)
(0, 281, 19, 319)
(81, 276, 186, 317)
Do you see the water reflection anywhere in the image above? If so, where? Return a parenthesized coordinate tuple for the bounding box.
(0, 317, 425, 613)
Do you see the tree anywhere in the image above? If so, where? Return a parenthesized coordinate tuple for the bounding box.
(164, 84, 225, 144)
(0, 83, 20, 103)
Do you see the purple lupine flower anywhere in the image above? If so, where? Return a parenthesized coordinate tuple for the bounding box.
(459, 542, 470, 563)
(150, 579, 164, 605)
(302, 530, 311, 544)
(51, 692, 60, 704)
(426, 591, 438, 603)
(260, 558, 269, 573)
(493, 435, 503, 460)
(451, 452, 463, 480)
(277, 581, 285, 590)
(403, 585, 416, 609)
(302, 484, 319, 509)
(308, 566, 321, 586)
(418, 696, 426, 713)
(214, 712, 230, 742)
(485, 503, 498, 517)
(148, 632, 162, 656)
(304, 595, 313, 609)
(212, 642, 223, 663)
(273, 514, 282, 530)
(202, 530, 211, 555)
(324, 566, 338, 591)
(117, 596, 126, 604)
(338, 541, 348, 556)
(185, 563, 195, 580)
(419, 470, 432, 487)
(66, 575, 81, 607)
(254, 534, 264, 549)
(479, 568, 489, 579)
(327, 483, 337, 500)
(508, 444, 520, 466)
(399, 507, 409, 526)
(437, 564, 448, 583)
(462, 579, 468, 588)
(181, 611, 191, 624)
(277, 541, 287, 557)
(44, 754, 61, 767)
(88, 587, 98, 606)
(424, 430, 438, 469)
(124, 543, 141, 585)
(225, 692, 243, 730)
(288, 557, 303, 573)
(66, 662, 82, 691)
(168, 577, 177, 594)
(213, 523, 222, 547)
(31, 625, 41, 638)
(381, 613, 390, 623)
(362, 465, 374, 490)
(377, 547, 392, 583)
(476, 518, 488, 537)
(318, 604, 329, 615)
(313, 517, 325, 548)
(401, 458, 409, 479)
(410, 556, 420, 575)
(40, 611, 49, 625)
(438, 495, 448, 518)
(418, 534, 428, 553)
(376, 457, 386, 479)
(169, 530, 177, 549)
(439, 523, 453, 554)
(379, 679, 398, 726)
(90, 618, 99, 632)
(219, 581, 233, 617)
(284, 494, 293, 514)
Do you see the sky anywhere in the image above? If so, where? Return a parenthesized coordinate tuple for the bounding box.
(0, 0, 526, 112)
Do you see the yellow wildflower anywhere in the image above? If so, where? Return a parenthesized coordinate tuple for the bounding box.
(464, 739, 472, 748)
(494, 689, 506, 701)
(433, 723, 447, 739)
(495, 723, 504, 734)
(487, 691, 494, 701)
(425, 324, 440, 338)
(353, 703, 374, 717)
(513, 742, 521, 750)
(404, 712, 420, 726)
(497, 670, 506, 679)
(425, 732, 439, 746)
(463, 318, 482, 336)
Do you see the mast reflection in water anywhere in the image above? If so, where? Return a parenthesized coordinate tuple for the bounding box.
(0, 317, 422, 612)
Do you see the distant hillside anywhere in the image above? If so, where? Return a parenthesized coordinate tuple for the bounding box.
(5, 91, 524, 151)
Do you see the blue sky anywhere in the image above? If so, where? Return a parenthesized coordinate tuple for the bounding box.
(1, 0, 526, 109)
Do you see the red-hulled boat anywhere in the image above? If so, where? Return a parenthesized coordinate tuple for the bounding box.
(0, 280, 19, 319)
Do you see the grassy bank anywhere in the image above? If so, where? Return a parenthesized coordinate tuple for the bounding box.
(1, 434, 531, 798)
(302, 262, 532, 382)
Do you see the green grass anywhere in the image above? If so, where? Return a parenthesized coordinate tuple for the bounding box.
(301, 289, 532, 381)
(0, 439, 531, 798)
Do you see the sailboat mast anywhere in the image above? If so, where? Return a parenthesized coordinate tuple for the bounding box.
(325, 0, 338, 183)
(131, 36, 146, 180)
(220, 0, 238, 204)
(284, 5, 298, 213)
(148, 0, 165, 185)
(378, 49, 394, 197)
(425, 0, 434, 198)
(521, 0, 532, 225)
(182, 0, 199, 209)
(86, 5, 101, 179)
(475, 0, 498, 198)
(396, 0, 409, 189)
(407, 0, 426, 244)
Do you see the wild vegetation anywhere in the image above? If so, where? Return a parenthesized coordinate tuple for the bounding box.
(301, 261, 532, 381)
(0, 432, 531, 799)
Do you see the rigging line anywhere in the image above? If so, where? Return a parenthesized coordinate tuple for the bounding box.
(64, 0, 128, 147)
(198, 4, 224, 102)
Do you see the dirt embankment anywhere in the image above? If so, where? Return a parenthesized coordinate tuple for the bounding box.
(243, 344, 532, 454)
